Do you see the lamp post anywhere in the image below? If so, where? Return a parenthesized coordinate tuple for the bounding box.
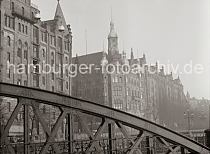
(184, 109, 194, 136)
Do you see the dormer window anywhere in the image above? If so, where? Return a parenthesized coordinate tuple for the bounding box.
(58, 25, 65, 32)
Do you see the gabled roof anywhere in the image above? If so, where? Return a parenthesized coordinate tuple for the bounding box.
(54, 1, 68, 34)
(72, 52, 106, 66)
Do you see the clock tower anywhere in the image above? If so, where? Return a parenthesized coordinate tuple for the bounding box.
(108, 19, 120, 62)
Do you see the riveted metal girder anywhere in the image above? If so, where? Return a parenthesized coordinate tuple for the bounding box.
(76, 113, 107, 153)
(0, 82, 209, 154)
(116, 122, 144, 154)
(31, 103, 63, 154)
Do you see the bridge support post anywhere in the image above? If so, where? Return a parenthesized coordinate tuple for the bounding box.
(0, 97, 3, 153)
(68, 113, 74, 154)
(146, 136, 151, 154)
(181, 147, 185, 154)
(108, 123, 114, 154)
(24, 101, 30, 154)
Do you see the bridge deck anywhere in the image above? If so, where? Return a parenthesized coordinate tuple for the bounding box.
(0, 82, 209, 154)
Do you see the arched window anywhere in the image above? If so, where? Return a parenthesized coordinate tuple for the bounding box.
(65, 69, 68, 77)
(42, 49, 45, 58)
(24, 42, 28, 59)
(11, 2, 14, 11)
(18, 23, 21, 32)
(7, 36, 11, 46)
(17, 40, 22, 58)
(65, 57, 68, 64)
(22, 7, 24, 16)
(66, 81, 68, 89)
(51, 52, 54, 66)
(51, 52, 54, 57)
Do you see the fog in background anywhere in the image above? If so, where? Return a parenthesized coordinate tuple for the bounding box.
(32, 0, 210, 99)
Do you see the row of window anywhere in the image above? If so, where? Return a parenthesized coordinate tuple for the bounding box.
(126, 88, 143, 98)
(17, 40, 28, 59)
(5, 15, 28, 34)
(127, 77, 141, 86)
(17, 79, 27, 86)
(112, 76, 123, 83)
(5, 15, 15, 30)
(18, 23, 28, 34)
(113, 86, 122, 96)
(113, 100, 123, 110)
(40, 31, 70, 52)
(112, 76, 141, 86)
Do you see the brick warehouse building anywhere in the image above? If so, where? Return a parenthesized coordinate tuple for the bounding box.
(0, 0, 189, 142)
(72, 18, 189, 131)
(0, 0, 72, 142)
(72, 19, 149, 133)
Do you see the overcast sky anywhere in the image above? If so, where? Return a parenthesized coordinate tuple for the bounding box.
(32, 0, 210, 99)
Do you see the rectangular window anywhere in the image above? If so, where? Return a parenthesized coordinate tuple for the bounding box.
(33, 74, 39, 87)
(24, 50, 28, 59)
(24, 80, 27, 86)
(18, 23, 21, 32)
(17, 79, 21, 85)
(11, 17, 15, 30)
(7, 69, 11, 79)
(25, 26, 28, 34)
(50, 35, 56, 46)
(41, 32, 48, 43)
(42, 76, 45, 85)
(22, 24, 24, 33)
(33, 26, 39, 44)
(7, 52, 10, 62)
(17, 48, 22, 58)
(58, 79, 63, 92)
(33, 45, 39, 58)
(33, 60, 39, 73)
(58, 37, 62, 53)
(5, 15, 8, 27)
(51, 72, 54, 80)
(44, 32, 47, 43)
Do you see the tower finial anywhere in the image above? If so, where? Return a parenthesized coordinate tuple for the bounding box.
(111, 7, 113, 22)
(85, 29, 88, 55)
(57, 0, 60, 3)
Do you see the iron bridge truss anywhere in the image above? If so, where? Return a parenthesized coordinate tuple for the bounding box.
(0, 82, 209, 154)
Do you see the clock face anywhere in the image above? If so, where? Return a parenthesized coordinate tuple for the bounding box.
(112, 39, 117, 47)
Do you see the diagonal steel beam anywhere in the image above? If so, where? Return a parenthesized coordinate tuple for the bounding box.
(116, 122, 134, 144)
(128, 131, 145, 154)
(116, 122, 143, 154)
(167, 146, 181, 154)
(1, 102, 22, 144)
(31, 103, 62, 154)
(86, 118, 107, 153)
(4, 138, 15, 154)
(76, 113, 104, 153)
(158, 137, 179, 154)
(40, 110, 67, 154)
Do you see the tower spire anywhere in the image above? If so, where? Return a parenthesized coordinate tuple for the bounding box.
(111, 7, 113, 23)
(108, 8, 117, 38)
